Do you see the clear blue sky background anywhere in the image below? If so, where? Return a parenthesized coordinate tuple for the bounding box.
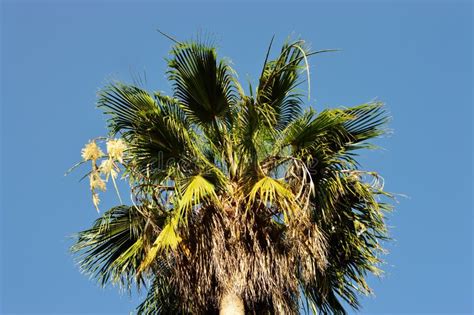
(1, 1, 472, 314)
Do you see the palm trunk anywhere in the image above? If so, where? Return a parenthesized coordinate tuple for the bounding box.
(219, 292, 244, 315)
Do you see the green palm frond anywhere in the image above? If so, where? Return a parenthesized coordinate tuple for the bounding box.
(279, 108, 352, 156)
(256, 40, 309, 130)
(279, 102, 388, 157)
(248, 176, 294, 215)
(71, 205, 148, 291)
(98, 83, 197, 181)
(98, 83, 158, 135)
(304, 168, 391, 312)
(167, 41, 237, 126)
(234, 97, 261, 177)
(342, 102, 389, 149)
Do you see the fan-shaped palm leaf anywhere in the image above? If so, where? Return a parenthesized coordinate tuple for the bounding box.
(71, 205, 148, 291)
(168, 41, 237, 126)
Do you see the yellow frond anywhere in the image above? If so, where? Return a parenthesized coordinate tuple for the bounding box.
(156, 219, 182, 250)
(248, 177, 295, 212)
(178, 175, 218, 214)
(138, 219, 181, 273)
(113, 237, 143, 272)
(139, 175, 219, 272)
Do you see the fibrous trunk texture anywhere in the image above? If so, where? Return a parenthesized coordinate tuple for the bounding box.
(219, 292, 245, 315)
(172, 205, 326, 313)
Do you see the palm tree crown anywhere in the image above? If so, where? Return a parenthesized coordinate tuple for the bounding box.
(71, 36, 392, 314)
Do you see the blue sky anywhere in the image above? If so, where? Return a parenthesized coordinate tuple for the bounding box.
(1, 1, 472, 314)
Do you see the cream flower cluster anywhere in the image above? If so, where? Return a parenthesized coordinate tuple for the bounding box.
(90, 171, 106, 192)
(80, 138, 127, 211)
(99, 159, 118, 180)
(81, 141, 103, 161)
(106, 139, 127, 163)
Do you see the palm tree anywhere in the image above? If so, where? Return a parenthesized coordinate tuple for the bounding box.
(71, 36, 392, 314)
